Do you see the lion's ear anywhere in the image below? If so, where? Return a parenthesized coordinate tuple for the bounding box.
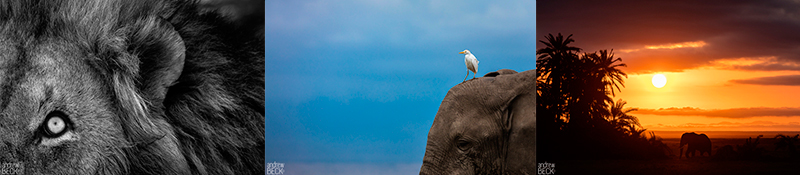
(127, 17, 185, 102)
(113, 16, 190, 173)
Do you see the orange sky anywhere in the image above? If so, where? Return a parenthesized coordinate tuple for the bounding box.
(538, 1, 800, 132)
(616, 49, 800, 131)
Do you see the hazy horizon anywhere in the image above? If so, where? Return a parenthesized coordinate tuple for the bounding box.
(650, 130, 800, 139)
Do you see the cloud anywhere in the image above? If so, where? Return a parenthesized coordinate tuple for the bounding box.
(633, 107, 800, 118)
(537, 0, 800, 73)
(732, 63, 800, 71)
(643, 121, 800, 131)
(618, 40, 706, 53)
(729, 75, 800, 86)
(704, 56, 800, 71)
(644, 41, 707, 50)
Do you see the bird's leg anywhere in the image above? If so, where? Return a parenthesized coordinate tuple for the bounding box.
(473, 73, 476, 79)
(463, 70, 470, 82)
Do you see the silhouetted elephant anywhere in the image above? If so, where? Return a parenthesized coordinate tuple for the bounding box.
(713, 145, 737, 160)
(680, 132, 712, 159)
(419, 69, 535, 175)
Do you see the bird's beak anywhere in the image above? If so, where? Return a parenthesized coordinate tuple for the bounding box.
(458, 51, 465, 54)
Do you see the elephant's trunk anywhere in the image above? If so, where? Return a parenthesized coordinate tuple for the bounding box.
(679, 141, 687, 159)
(419, 153, 440, 175)
(419, 161, 437, 175)
(419, 166, 430, 175)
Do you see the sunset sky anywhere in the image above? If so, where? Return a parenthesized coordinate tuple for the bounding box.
(538, 0, 800, 132)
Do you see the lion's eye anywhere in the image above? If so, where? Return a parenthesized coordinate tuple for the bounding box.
(41, 111, 71, 137)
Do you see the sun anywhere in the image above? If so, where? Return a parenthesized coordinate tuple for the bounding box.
(652, 74, 667, 88)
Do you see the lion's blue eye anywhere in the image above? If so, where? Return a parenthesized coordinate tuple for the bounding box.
(41, 111, 70, 137)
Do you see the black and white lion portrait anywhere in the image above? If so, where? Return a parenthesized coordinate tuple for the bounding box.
(0, 0, 265, 174)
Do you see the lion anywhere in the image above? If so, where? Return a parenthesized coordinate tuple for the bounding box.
(0, 0, 264, 174)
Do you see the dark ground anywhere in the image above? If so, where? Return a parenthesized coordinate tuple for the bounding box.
(545, 138, 800, 174)
(556, 159, 799, 175)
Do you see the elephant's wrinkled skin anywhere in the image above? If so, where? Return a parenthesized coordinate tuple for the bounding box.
(419, 69, 535, 175)
(680, 132, 712, 159)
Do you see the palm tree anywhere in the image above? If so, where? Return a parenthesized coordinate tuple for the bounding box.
(535, 33, 673, 160)
(536, 33, 584, 160)
(536, 33, 582, 129)
(560, 52, 608, 128)
(578, 50, 628, 129)
(536, 34, 631, 131)
(537, 33, 581, 86)
(589, 49, 627, 96)
(607, 99, 641, 134)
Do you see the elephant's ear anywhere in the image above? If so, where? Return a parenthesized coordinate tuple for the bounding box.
(500, 70, 536, 174)
(502, 93, 535, 174)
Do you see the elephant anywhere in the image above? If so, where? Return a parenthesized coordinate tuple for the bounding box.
(419, 69, 535, 175)
(680, 132, 712, 159)
(713, 145, 736, 160)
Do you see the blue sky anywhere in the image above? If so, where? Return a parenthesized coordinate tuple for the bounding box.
(265, 0, 535, 167)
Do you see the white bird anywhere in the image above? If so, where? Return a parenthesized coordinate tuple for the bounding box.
(459, 49, 479, 82)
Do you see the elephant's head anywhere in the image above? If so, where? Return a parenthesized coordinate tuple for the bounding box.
(680, 133, 690, 159)
(679, 132, 712, 159)
(679, 132, 695, 149)
(419, 69, 535, 175)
